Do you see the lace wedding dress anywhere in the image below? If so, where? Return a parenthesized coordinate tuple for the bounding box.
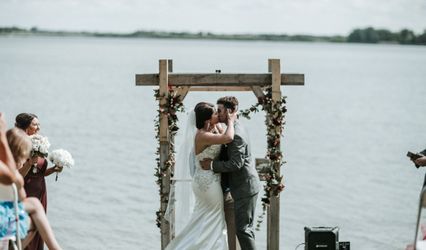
(165, 144, 228, 250)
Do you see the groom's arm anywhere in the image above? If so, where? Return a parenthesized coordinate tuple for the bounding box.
(212, 135, 245, 173)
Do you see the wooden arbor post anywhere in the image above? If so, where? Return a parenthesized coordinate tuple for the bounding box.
(158, 59, 172, 249)
(136, 59, 304, 250)
(268, 59, 281, 250)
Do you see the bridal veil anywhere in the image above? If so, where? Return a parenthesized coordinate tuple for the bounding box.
(165, 110, 196, 234)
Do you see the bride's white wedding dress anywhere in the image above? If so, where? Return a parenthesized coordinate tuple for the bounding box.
(165, 144, 228, 250)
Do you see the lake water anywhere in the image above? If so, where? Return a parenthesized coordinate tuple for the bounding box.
(0, 36, 425, 249)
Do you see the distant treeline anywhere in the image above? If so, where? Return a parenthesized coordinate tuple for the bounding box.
(1, 26, 425, 45)
(348, 27, 426, 45)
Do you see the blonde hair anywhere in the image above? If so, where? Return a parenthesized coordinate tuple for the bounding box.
(6, 128, 31, 163)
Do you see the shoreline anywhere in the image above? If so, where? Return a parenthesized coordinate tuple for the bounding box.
(0, 26, 425, 46)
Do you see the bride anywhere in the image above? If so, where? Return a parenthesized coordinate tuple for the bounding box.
(165, 102, 237, 250)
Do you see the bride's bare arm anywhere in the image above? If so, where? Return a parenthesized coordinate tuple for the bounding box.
(214, 123, 225, 134)
(198, 111, 237, 146)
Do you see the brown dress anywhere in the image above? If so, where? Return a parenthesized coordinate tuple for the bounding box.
(24, 157, 47, 250)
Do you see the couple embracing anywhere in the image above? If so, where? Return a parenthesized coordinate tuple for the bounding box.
(166, 96, 260, 250)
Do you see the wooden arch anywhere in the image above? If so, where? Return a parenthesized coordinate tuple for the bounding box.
(135, 59, 304, 250)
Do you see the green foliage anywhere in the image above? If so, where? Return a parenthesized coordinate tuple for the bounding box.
(0, 27, 26, 34)
(416, 30, 426, 45)
(239, 87, 287, 230)
(347, 27, 424, 45)
(399, 29, 416, 44)
(153, 89, 185, 229)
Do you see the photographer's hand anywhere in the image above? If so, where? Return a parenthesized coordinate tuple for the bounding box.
(415, 156, 426, 167)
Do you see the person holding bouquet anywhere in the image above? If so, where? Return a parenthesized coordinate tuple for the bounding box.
(15, 113, 62, 250)
(0, 113, 62, 249)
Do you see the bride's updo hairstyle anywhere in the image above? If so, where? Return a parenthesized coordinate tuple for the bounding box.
(194, 102, 215, 129)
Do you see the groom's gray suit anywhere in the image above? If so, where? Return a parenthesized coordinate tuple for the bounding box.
(212, 121, 260, 250)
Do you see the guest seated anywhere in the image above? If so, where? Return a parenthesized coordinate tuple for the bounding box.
(0, 113, 62, 250)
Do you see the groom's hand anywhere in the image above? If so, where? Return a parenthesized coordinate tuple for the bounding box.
(200, 159, 213, 170)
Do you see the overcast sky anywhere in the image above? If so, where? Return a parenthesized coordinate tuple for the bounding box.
(1, 0, 425, 35)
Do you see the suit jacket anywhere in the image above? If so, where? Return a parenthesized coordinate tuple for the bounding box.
(212, 121, 260, 200)
(219, 144, 230, 193)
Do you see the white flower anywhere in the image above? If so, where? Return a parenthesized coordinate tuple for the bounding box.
(29, 134, 50, 157)
(48, 149, 74, 168)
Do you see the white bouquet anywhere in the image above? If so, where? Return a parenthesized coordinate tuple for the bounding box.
(29, 134, 50, 157)
(49, 149, 74, 181)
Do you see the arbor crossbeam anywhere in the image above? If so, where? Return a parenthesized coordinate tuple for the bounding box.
(136, 73, 304, 86)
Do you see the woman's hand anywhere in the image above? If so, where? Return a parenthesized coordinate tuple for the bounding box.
(19, 157, 37, 177)
(54, 165, 63, 173)
(30, 155, 38, 165)
(226, 109, 237, 124)
(44, 165, 63, 177)
(214, 123, 224, 134)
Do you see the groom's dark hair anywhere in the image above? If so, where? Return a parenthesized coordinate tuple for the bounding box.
(217, 96, 239, 112)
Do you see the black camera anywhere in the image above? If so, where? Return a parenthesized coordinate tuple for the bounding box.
(304, 226, 350, 250)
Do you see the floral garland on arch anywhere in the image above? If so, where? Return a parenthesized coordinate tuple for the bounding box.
(239, 87, 286, 229)
(154, 88, 185, 228)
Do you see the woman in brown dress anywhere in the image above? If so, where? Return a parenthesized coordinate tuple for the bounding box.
(15, 113, 62, 250)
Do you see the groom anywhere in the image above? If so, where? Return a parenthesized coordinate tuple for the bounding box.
(201, 96, 260, 250)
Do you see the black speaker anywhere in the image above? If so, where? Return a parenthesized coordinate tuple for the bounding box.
(304, 226, 339, 250)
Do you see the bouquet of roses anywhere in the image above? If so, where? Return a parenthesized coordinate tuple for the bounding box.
(29, 134, 50, 157)
(49, 149, 74, 181)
